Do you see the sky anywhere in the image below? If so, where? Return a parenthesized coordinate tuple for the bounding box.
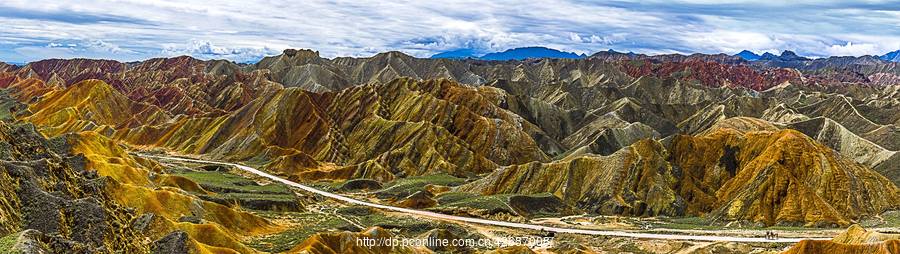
(1, 0, 899, 63)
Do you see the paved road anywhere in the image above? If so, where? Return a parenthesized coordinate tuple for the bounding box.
(143, 154, 832, 243)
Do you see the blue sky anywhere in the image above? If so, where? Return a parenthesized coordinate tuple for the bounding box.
(1, 0, 899, 63)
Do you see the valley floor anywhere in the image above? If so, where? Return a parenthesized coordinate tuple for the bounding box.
(145, 153, 863, 253)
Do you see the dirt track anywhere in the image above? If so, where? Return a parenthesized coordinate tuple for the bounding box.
(143, 154, 833, 243)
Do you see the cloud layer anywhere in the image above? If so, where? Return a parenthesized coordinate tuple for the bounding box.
(1, 0, 899, 63)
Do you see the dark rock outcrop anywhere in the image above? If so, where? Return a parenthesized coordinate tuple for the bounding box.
(151, 231, 192, 254)
(0, 122, 146, 253)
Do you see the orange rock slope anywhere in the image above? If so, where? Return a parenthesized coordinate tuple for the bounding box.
(783, 225, 900, 254)
(671, 128, 900, 226)
(24, 79, 171, 137)
(29, 78, 555, 182)
(66, 131, 281, 253)
(462, 127, 900, 226)
(12, 57, 278, 116)
(5, 56, 899, 229)
(457, 139, 683, 217)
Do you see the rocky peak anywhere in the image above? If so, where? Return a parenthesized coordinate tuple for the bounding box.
(735, 50, 760, 61)
(759, 50, 809, 62)
(281, 48, 320, 59)
(880, 50, 900, 62)
(373, 50, 414, 59)
(779, 50, 806, 61)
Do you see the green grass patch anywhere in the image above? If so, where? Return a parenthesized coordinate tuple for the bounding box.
(861, 210, 900, 228)
(0, 232, 21, 254)
(247, 207, 439, 253)
(650, 216, 723, 230)
(882, 211, 900, 226)
(174, 171, 291, 194)
(432, 192, 516, 214)
(376, 174, 466, 199)
(175, 170, 299, 210)
(434, 191, 479, 204)
(216, 192, 297, 203)
(245, 212, 352, 253)
(354, 212, 435, 236)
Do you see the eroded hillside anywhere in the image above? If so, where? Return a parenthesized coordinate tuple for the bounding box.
(0, 51, 899, 253)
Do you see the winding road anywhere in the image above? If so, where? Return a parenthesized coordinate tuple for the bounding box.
(142, 154, 831, 243)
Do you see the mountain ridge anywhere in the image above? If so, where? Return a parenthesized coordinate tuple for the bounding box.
(882, 50, 900, 62)
(431, 46, 585, 60)
(735, 50, 761, 61)
(1, 47, 900, 253)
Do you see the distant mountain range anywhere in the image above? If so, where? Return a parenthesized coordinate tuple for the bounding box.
(430, 48, 479, 59)
(479, 47, 586, 60)
(735, 50, 760, 61)
(736, 49, 900, 62)
(733, 50, 812, 62)
(759, 50, 809, 61)
(883, 50, 900, 62)
(435, 47, 900, 63)
(431, 46, 585, 60)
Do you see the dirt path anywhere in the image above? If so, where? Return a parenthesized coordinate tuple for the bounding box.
(142, 154, 832, 243)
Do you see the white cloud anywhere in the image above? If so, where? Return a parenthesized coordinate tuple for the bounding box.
(1, 0, 899, 62)
(84, 39, 131, 54)
(677, 30, 784, 54)
(569, 33, 583, 43)
(825, 42, 881, 56)
(161, 40, 279, 63)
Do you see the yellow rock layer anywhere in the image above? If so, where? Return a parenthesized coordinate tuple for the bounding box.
(673, 128, 900, 226)
(68, 131, 280, 252)
(783, 225, 900, 254)
(25, 79, 170, 137)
